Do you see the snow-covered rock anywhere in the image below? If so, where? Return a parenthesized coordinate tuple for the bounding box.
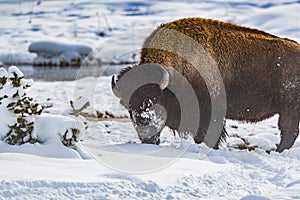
(28, 41, 92, 66)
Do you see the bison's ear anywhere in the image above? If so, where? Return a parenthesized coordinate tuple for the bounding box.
(112, 66, 134, 99)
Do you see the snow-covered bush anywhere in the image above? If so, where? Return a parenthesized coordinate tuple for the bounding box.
(0, 66, 88, 149)
(61, 96, 90, 147)
(0, 66, 42, 145)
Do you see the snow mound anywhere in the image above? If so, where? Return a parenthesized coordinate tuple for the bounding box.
(0, 111, 91, 159)
(28, 41, 93, 66)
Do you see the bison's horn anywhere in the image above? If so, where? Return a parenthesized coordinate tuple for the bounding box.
(111, 75, 122, 98)
(159, 65, 169, 90)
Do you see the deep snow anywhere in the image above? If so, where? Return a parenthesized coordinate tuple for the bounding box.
(1, 0, 300, 199)
(1, 74, 299, 199)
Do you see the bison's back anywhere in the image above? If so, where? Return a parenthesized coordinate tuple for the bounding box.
(140, 18, 293, 120)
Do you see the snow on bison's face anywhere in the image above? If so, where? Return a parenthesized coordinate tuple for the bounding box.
(111, 64, 169, 145)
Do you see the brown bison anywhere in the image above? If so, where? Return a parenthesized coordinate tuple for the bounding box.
(111, 18, 300, 152)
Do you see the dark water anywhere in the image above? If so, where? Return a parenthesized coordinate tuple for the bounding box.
(14, 64, 127, 81)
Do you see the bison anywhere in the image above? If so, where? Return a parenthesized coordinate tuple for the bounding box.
(111, 18, 300, 152)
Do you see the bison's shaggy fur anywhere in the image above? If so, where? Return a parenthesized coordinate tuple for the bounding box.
(113, 18, 300, 152)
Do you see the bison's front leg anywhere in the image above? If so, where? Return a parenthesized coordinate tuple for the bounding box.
(193, 96, 227, 149)
(277, 115, 299, 152)
(193, 120, 227, 149)
(213, 121, 228, 149)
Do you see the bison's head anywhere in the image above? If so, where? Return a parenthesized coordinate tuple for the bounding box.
(111, 63, 169, 145)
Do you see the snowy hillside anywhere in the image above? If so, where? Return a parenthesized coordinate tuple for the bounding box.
(0, 0, 299, 64)
(1, 0, 300, 199)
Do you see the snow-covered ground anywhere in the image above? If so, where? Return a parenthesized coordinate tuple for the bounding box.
(1, 0, 300, 199)
(0, 75, 299, 199)
(2, 144, 300, 199)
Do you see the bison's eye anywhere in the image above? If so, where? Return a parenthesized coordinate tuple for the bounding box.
(120, 99, 129, 109)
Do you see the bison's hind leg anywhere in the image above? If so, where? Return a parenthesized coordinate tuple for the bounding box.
(276, 115, 299, 152)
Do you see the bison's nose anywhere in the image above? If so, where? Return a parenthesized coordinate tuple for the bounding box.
(135, 126, 161, 145)
(141, 134, 160, 145)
